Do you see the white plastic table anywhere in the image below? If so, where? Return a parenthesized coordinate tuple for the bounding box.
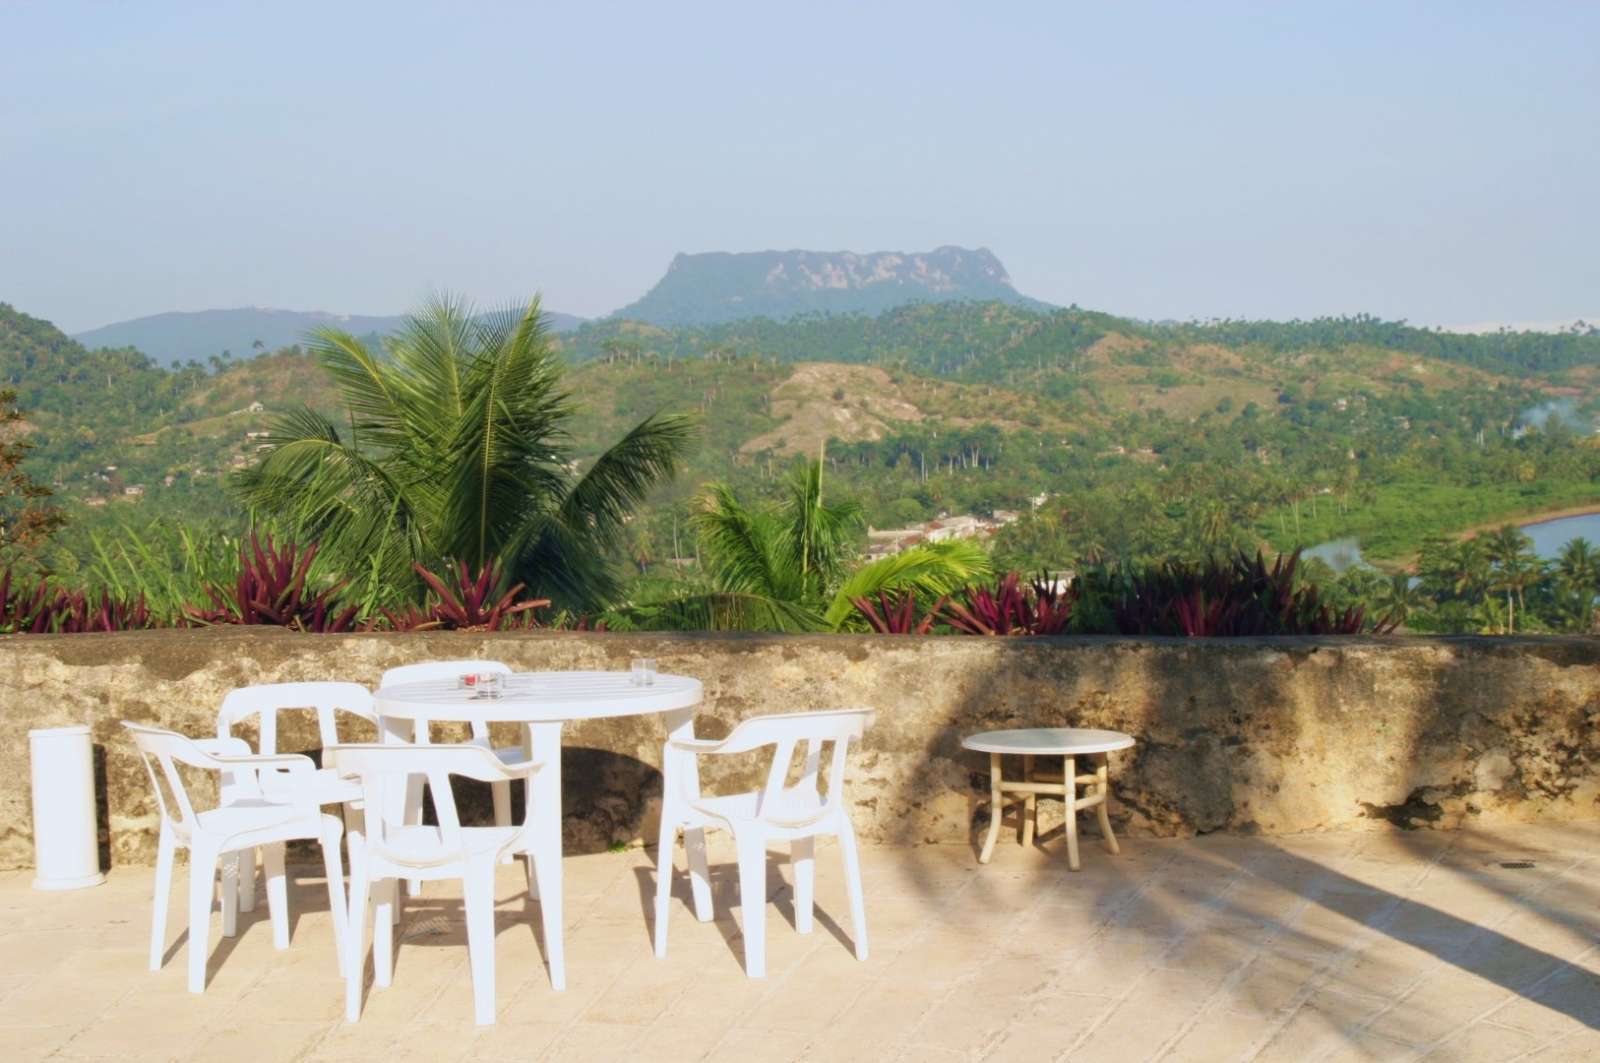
(961, 727, 1135, 870)
(373, 671, 704, 990)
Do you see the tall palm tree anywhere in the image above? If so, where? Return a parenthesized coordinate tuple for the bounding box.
(1483, 525, 1540, 632)
(616, 457, 991, 631)
(232, 296, 694, 611)
(1369, 571, 1426, 629)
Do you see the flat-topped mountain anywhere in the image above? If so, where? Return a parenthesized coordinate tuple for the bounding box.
(72, 305, 584, 365)
(610, 245, 1049, 326)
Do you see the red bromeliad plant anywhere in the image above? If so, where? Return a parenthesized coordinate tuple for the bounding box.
(940, 572, 1076, 636)
(1093, 550, 1399, 637)
(852, 589, 944, 634)
(380, 561, 551, 632)
(188, 532, 359, 632)
(1, 568, 154, 633)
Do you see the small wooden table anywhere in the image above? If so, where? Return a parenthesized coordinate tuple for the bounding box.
(962, 728, 1135, 870)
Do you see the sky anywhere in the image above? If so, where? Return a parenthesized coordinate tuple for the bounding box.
(1, 2, 1596, 334)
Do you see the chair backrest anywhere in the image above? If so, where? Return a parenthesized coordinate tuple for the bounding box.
(702, 709, 874, 829)
(327, 743, 538, 868)
(123, 721, 230, 831)
(217, 681, 378, 753)
(379, 661, 511, 742)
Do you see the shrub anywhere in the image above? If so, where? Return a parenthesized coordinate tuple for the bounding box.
(187, 533, 358, 632)
(939, 572, 1075, 636)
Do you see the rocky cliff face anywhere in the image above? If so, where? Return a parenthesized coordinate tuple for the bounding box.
(612, 245, 1045, 325)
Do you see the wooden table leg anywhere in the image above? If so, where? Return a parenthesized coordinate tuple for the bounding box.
(1095, 754, 1120, 855)
(1020, 754, 1036, 848)
(1063, 754, 1080, 871)
(978, 752, 1003, 864)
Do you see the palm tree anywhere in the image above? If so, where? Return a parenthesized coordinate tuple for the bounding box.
(617, 456, 991, 631)
(1483, 525, 1540, 632)
(232, 296, 694, 611)
(1369, 571, 1426, 629)
(1554, 537, 1598, 631)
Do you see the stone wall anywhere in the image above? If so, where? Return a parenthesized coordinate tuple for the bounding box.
(2, 629, 1598, 869)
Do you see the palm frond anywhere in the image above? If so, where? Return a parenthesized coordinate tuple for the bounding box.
(824, 539, 993, 629)
(606, 591, 822, 633)
(558, 412, 696, 553)
(691, 484, 785, 597)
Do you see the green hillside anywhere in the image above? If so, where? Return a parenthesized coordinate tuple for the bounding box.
(6, 297, 1600, 592)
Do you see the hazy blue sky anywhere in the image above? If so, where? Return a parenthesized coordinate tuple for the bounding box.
(2, 2, 1595, 333)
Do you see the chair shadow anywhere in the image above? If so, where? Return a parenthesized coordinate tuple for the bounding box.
(633, 843, 859, 971)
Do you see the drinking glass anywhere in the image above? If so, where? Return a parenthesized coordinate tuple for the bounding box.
(477, 672, 505, 698)
(631, 658, 657, 686)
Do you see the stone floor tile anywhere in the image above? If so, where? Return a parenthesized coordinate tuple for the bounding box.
(1418, 1021, 1547, 1062)
(537, 1020, 646, 1061)
(2, 831, 1597, 1062)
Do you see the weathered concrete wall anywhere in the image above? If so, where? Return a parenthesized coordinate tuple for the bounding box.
(2, 629, 1597, 869)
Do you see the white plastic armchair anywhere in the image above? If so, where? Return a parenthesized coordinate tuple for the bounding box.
(379, 661, 521, 829)
(328, 742, 547, 1026)
(655, 708, 874, 978)
(122, 721, 349, 993)
(215, 682, 377, 922)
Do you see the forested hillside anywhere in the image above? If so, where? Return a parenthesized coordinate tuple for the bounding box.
(6, 296, 1600, 600)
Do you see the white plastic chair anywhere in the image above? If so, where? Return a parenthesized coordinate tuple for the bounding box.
(215, 682, 377, 925)
(122, 721, 349, 993)
(329, 742, 546, 1025)
(379, 661, 521, 829)
(655, 708, 874, 978)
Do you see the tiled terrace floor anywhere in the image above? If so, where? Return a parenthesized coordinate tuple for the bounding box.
(2, 824, 1598, 1062)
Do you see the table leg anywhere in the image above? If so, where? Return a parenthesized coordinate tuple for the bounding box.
(1096, 754, 1120, 855)
(1063, 755, 1080, 871)
(978, 752, 1004, 865)
(1020, 754, 1036, 848)
(527, 720, 565, 991)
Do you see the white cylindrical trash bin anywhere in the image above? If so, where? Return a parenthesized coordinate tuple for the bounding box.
(29, 726, 106, 890)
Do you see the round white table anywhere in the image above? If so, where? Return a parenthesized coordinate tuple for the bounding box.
(961, 727, 1135, 870)
(374, 671, 704, 990)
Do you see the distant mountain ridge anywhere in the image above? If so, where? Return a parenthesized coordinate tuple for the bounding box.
(72, 305, 584, 365)
(609, 245, 1050, 326)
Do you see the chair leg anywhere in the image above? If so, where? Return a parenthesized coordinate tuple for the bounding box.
(791, 836, 814, 935)
(149, 823, 176, 971)
(345, 844, 370, 1023)
(320, 822, 349, 973)
(685, 827, 713, 922)
(735, 835, 768, 978)
(837, 820, 869, 962)
(463, 865, 498, 1026)
(653, 820, 676, 958)
(373, 878, 395, 989)
(220, 852, 239, 938)
(1063, 755, 1080, 871)
(492, 780, 515, 864)
(1096, 756, 1121, 855)
(263, 843, 290, 950)
(187, 846, 216, 993)
(979, 752, 1004, 864)
(237, 846, 257, 913)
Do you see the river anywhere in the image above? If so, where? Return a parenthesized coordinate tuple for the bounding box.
(1306, 511, 1600, 572)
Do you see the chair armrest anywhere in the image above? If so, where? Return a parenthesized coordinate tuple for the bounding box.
(211, 752, 318, 772)
(495, 757, 543, 779)
(194, 737, 253, 758)
(667, 737, 731, 755)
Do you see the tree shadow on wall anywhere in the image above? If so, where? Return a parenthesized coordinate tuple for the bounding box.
(885, 633, 1600, 1051)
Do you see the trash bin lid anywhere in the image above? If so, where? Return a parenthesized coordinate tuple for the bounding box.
(28, 725, 92, 739)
